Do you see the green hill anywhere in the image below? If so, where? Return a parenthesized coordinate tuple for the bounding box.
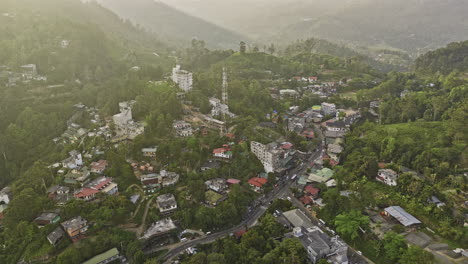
(414, 41, 468, 74)
(0, 0, 172, 83)
(96, 0, 247, 49)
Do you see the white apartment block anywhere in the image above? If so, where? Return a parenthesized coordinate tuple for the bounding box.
(172, 65, 193, 92)
(251, 141, 282, 173)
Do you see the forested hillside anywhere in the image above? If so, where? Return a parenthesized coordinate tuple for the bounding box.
(96, 0, 246, 49)
(0, 0, 173, 187)
(163, 0, 468, 54)
(414, 41, 468, 74)
(282, 38, 410, 72)
(0, 1, 466, 263)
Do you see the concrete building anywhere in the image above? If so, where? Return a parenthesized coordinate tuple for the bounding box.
(172, 65, 193, 92)
(321, 102, 336, 116)
(0, 186, 12, 204)
(250, 141, 283, 173)
(142, 218, 177, 240)
(377, 169, 398, 186)
(287, 117, 306, 132)
(205, 178, 228, 193)
(47, 227, 65, 246)
(62, 150, 83, 169)
(282, 209, 349, 264)
(61, 216, 88, 240)
(173, 120, 193, 137)
(209, 98, 235, 118)
(156, 194, 178, 213)
(113, 101, 144, 140)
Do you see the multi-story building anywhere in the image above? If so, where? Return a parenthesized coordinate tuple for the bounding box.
(61, 216, 88, 241)
(250, 142, 283, 173)
(173, 120, 193, 137)
(172, 65, 193, 92)
(321, 102, 336, 116)
(113, 101, 144, 140)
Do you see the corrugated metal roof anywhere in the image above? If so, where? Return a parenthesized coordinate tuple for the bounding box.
(385, 206, 421, 226)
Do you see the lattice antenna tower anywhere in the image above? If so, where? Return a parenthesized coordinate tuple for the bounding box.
(222, 67, 228, 106)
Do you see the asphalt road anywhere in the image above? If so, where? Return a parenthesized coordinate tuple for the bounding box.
(153, 136, 325, 263)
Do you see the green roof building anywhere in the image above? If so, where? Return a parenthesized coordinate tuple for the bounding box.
(82, 248, 120, 264)
(308, 168, 334, 183)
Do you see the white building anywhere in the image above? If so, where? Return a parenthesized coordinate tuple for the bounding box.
(62, 150, 83, 169)
(279, 89, 299, 98)
(113, 101, 144, 140)
(172, 65, 193, 92)
(251, 141, 283, 173)
(209, 98, 235, 118)
(377, 169, 398, 186)
(321, 102, 336, 116)
(156, 194, 178, 213)
(0, 186, 12, 205)
(173, 120, 193, 137)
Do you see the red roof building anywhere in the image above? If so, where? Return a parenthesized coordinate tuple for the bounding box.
(248, 177, 268, 192)
(227, 179, 240, 185)
(304, 185, 320, 198)
(74, 188, 99, 201)
(281, 142, 294, 150)
(90, 160, 108, 174)
(301, 129, 315, 140)
(308, 76, 318, 82)
(299, 195, 313, 205)
(234, 229, 247, 239)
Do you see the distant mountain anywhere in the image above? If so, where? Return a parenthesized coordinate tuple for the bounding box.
(162, 0, 468, 54)
(414, 41, 468, 74)
(96, 0, 246, 49)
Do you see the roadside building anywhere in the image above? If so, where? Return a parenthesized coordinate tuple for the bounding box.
(308, 168, 334, 183)
(248, 177, 268, 192)
(82, 248, 121, 264)
(282, 209, 348, 264)
(142, 218, 177, 240)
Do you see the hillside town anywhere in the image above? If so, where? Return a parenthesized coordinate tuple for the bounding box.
(1, 2, 467, 263)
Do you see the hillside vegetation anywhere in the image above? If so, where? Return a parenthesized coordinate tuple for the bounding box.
(163, 0, 468, 54)
(96, 0, 246, 49)
(414, 41, 468, 74)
